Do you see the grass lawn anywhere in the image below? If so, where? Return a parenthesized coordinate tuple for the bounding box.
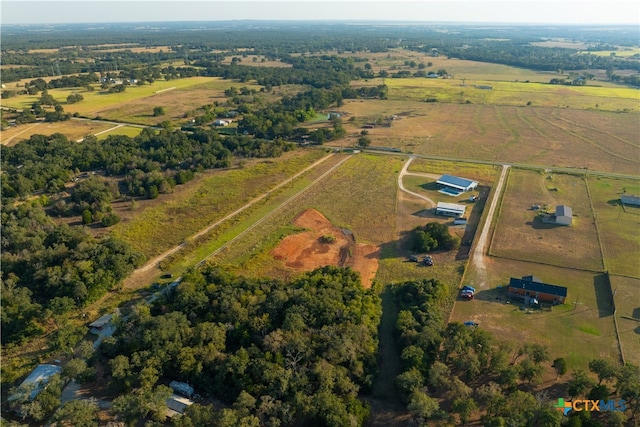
(588, 176, 640, 278)
(490, 169, 603, 271)
(453, 258, 620, 370)
(610, 275, 640, 366)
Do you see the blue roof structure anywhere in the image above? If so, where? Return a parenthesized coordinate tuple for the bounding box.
(8, 364, 62, 402)
(436, 174, 478, 191)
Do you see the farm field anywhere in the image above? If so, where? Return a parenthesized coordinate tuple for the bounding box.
(489, 169, 603, 271)
(452, 257, 620, 370)
(385, 77, 640, 111)
(339, 100, 640, 175)
(610, 275, 640, 366)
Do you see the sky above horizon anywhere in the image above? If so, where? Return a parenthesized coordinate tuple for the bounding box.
(2, 0, 639, 25)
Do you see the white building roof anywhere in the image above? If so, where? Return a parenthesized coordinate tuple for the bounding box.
(436, 202, 466, 215)
(88, 313, 113, 328)
(166, 394, 194, 417)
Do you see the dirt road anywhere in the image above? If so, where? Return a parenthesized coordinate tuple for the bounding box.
(397, 156, 436, 208)
(471, 164, 510, 289)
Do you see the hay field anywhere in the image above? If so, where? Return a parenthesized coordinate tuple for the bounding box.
(588, 176, 640, 278)
(490, 169, 603, 271)
(610, 275, 640, 366)
(339, 100, 640, 175)
(452, 258, 619, 370)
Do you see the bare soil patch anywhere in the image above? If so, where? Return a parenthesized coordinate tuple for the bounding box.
(271, 209, 379, 288)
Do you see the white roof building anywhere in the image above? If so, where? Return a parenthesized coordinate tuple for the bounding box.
(8, 364, 62, 402)
(436, 202, 466, 218)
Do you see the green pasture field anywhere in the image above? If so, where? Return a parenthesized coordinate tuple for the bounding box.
(406, 158, 500, 184)
(96, 125, 143, 140)
(339, 100, 640, 176)
(609, 275, 640, 366)
(489, 169, 603, 271)
(588, 176, 640, 278)
(453, 257, 620, 370)
(385, 77, 640, 112)
(111, 149, 328, 259)
(583, 48, 640, 57)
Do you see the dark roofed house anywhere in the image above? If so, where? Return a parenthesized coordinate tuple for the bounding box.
(621, 195, 640, 207)
(508, 275, 567, 305)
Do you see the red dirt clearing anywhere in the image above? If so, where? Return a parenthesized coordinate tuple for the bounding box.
(272, 209, 379, 288)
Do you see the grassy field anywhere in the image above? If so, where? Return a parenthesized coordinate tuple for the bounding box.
(407, 158, 500, 183)
(111, 149, 328, 259)
(338, 100, 640, 176)
(610, 275, 640, 366)
(213, 153, 404, 279)
(490, 169, 603, 271)
(453, 257, 620, 370)
(96, 125, 143, 139)
(588, 176, 640, 278)
(385, 77, 640, 112)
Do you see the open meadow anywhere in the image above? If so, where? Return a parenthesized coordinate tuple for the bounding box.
(610, 275, 640, 366)
(489, 169, 603, 271)
(588, 175, 640, 278)
(339, 99, 640, 175)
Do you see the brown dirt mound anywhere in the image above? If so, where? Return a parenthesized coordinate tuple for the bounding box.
(272, 209, 379, 288)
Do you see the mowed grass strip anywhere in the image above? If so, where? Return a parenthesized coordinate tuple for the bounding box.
(610, 275, 640, 366)
(407, 158, 500, 183)
(588, 176, 640, 278)
(111, 149, 327, 258)
(453, 258, 620, 370)
(490, 169, 603, 271)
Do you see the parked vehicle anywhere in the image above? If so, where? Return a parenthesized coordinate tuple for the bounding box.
(464, 321, 479, 327)
(409, 255, 419, 262)
(462, 285, 476, 292)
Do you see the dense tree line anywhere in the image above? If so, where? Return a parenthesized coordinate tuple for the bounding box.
(1, 201, 144, 345)
(98, 265, 381, 426)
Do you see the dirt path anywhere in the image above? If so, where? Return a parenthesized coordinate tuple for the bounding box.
(471, 164, 510, 289)
(397, 156, 436, 208)
(1, 121, 43, 145)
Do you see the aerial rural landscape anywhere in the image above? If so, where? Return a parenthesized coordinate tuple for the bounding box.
(1, 3, 639, 426)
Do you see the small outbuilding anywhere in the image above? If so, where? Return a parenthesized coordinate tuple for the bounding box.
(555, 205, 573, 226)
(621, 195, 640, 207)
(508, 275, 567, 304)
(436, 202, 466, 218)
(89, 313, 113, 334)
(169, 380, 194, 398)
(166, 394, 194, 418)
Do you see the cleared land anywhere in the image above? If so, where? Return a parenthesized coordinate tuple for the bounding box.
(610, 275, 640, 366)
(452, 258, 620, 370)
(0, 120, 115, 145)
(271, 209, 379, 288)
(588, 176, 640, 278)
(490, 169, 603, 271)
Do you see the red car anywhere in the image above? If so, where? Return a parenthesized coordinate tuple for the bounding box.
(461, 290, 474, 299)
